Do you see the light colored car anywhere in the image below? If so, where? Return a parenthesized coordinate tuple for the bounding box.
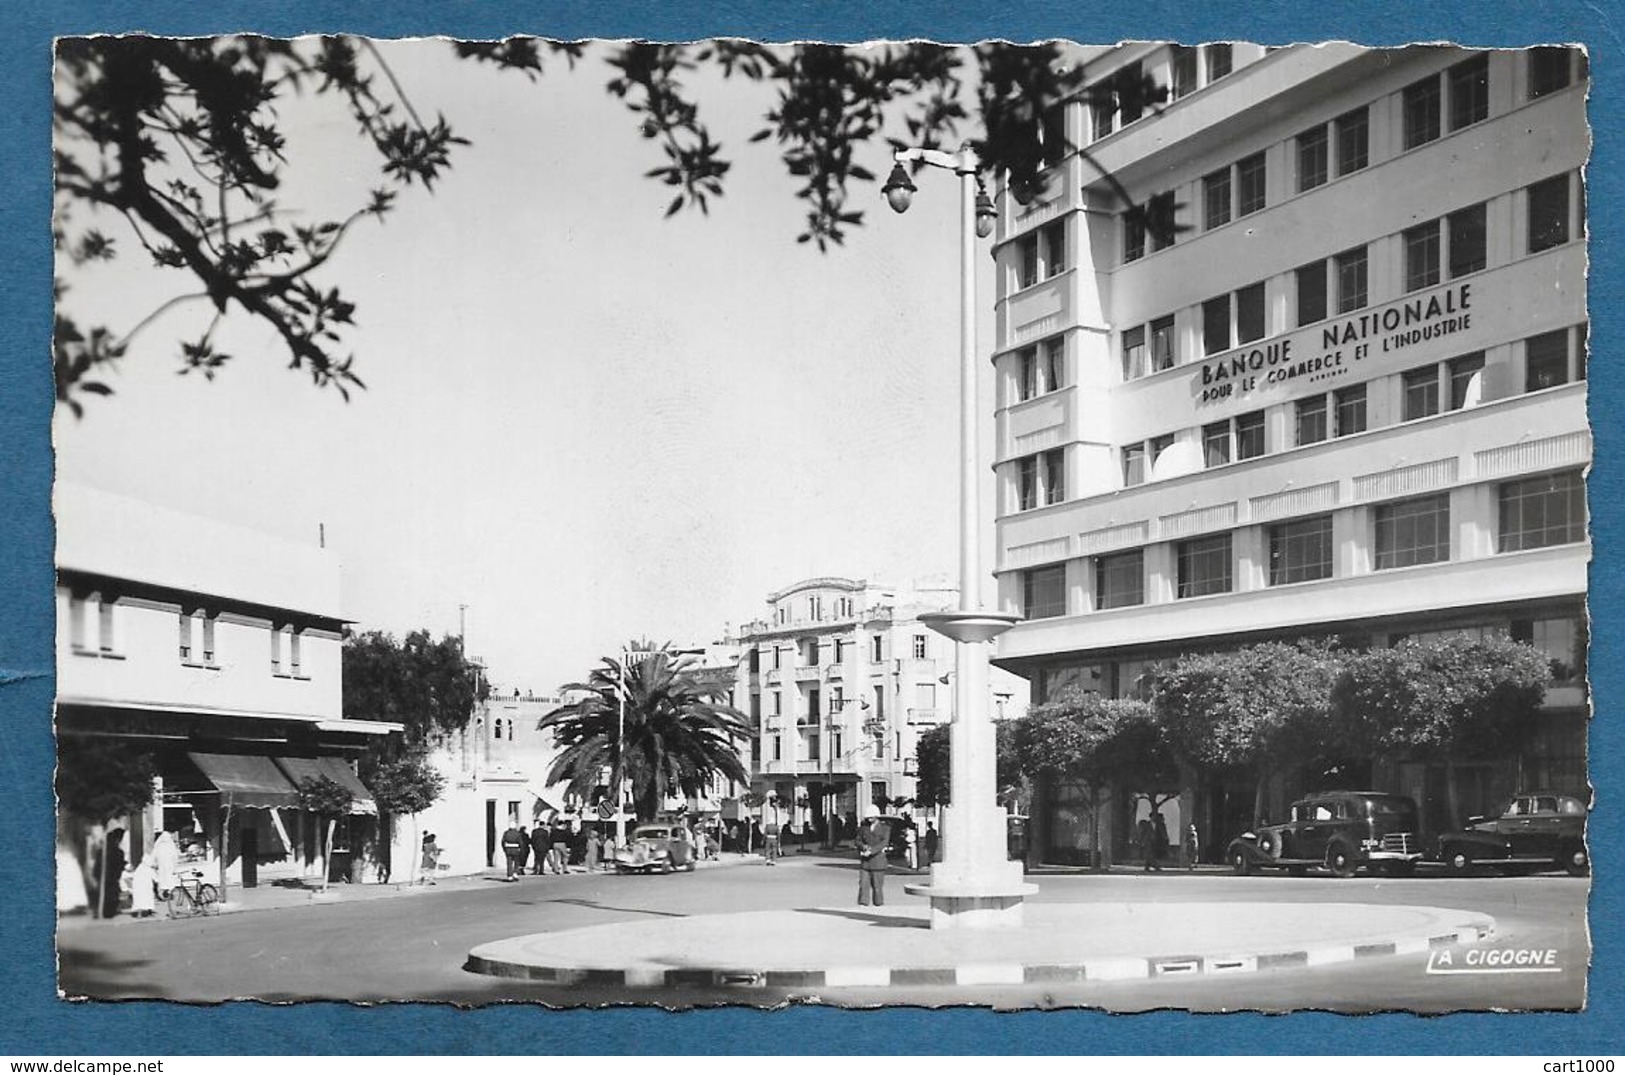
(614, 823, 697, 874)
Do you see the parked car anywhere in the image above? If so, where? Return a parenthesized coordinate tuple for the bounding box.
(1436, 792, 1589, 876)
(614, 823, 697, 874)
(1227, 791, 1424, 878)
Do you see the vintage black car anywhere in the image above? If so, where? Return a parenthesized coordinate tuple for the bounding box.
(1436, 792, 1589, 875)
(1228, 791, 1424, 878)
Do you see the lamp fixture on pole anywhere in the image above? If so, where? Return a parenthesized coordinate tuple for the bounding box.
(887, 143, 1034, 930)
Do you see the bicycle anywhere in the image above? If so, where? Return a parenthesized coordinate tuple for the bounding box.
(165, 870, 219, 917)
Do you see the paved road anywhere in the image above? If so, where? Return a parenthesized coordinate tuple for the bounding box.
(57, 855, 1587, 1011)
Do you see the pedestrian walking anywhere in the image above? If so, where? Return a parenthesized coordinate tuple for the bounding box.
(1184, 823, 1201, 870)
(419, 832, 439, 884)
(1152, 813, 1171, 872)
(585, 828, 602, 872)
(903, 822, 919, 872)
(857, 816, 892, 906)
(923, 822, 940, 865)
(500, 820, 525, 881)
(152, 830, 179, 899)
(763, 817, 781, 865)
(98, 828, 126, 919)
(548, 822, 569, 873)
(129, 843, 156, 918)
(1134, 817, 1156, 872)
(530, 823, 550, 875)
(516, 823, 531, 875)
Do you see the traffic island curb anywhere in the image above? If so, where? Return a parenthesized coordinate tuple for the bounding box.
(463, 902, 1496, 990)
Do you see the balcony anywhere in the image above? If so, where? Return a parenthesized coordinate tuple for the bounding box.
(906, 708, 944, 726)
(795, 663, 822, 682)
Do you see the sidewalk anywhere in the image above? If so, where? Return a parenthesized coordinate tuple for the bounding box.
(59, 850, 769, 925)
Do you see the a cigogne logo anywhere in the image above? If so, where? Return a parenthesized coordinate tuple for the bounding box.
(1426, 946, 1564, 974)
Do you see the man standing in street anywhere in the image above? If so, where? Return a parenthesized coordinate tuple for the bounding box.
(500, 820, 525, 882)
(530, 822, 550, 876)
(857, 815, 892, 906)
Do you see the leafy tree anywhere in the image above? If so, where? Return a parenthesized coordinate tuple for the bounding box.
(1005, 692, 1169, 869)
(1151, 640, 1342, 823)
(342, 628, 486, 754)
(294, 774, 355, 893)
(365, 753, 446, 884)
(55, 36, 1178, 413)
(911, 720, 1025, 810)
(56, 738, 156, 823)
(1332, 634, 1551, 829)
(539, 645, 751, 822)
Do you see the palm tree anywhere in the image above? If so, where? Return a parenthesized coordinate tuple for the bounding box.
(539, 643, 751, 822)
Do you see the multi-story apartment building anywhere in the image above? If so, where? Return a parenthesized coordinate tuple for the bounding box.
(736, 577, 1026, 837)
(55, 484, 399, 892)
(988, 44, 1589, 862)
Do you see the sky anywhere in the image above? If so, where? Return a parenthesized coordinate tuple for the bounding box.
(52, 39, 1005, 692)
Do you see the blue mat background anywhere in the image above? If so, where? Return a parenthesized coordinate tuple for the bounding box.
(1, 0, 1618, 1055)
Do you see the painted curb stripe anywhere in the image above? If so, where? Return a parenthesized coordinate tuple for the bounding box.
(464, 915, 1499, 988)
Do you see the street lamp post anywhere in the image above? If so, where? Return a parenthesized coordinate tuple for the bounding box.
(886, 145, 1037, 930)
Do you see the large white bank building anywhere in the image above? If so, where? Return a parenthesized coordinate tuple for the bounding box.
(986, 43, 1589, 862)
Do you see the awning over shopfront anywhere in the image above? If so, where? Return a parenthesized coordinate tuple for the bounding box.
(275, 756, 378, 815)
(187, 752, 300, 810)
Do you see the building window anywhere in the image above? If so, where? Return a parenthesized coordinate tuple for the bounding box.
(1171, 46, 1198, 99)
(1448, 203, 1487, 277)
(1041, 221, 1068, 277)
(772, 736, 782, 762)
(1121, 325, 1146, 380)
(1202, 420, 1231, 467)
(1525, 328, 1573, 391)
(1297, 260, 1327, 326)
(1202, 296, 1231, 356)
(179, 612, 194, 663)
(1297, 125, 1329, 192)
(1149, 434, 1175, 477)
(1044, 337, 1066, 392)
(772, 646, 783, 670)
(1335, 106, 1369, 175)
(1206, 44, 1233, 83)
(1528, 174, 1571, 254)
(1149, 316, 1176, 371)
(1269, 514, 1334, 585)
(1334, 246, 1368, 313)
(1236, 152, 1267, 216)
(1040, 104, 1067, 165)
(1448, 351, 1485, 409)
(1016, 233, 1039, 289)
(831, 638, 845, 664)
(199, 613, 215, 664)
(871, 635, 883, 663)
(1022, 564, 1068, 620)
(773, 690, 783, 716)
(1529, 47, 1575, 99)
(913, 634, 928, 660)
(1235, 282, 1266, 344)
(1295, 394, 1328, 446)
(1123, 210, 1146, 262)
(1403, 74, 1442, 149)
(1018, 346, 1039, 401)
(1236, 410, 1266, 460)
(1334, 384, 1367, 437)
(1512, 616, 1585, 685)
(1404, 220, 1441, 292)
(1176, 533, 1233, 598)
(1095, 549, 1145, 609)
(1042, 448, 1066, 505)
(269, 622, 282, 672)
(1499, 470, 1586, 552)
(1447, 53, 1489, 131)
(809, 595, 823, 620)
(1403, 366, 1440, 420)
(1147, 192, 1177, 252)
(1115, 62, 1146, 125)
(1374, 493, 1451, 569)
(1017, 455, 1038, 510)
(1203, 167, 1231, 230)
(1122, 444, 1147, 487)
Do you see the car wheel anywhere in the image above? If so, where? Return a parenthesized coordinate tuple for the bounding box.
(1562, 847, 1589, 877)
(1325, 843, 1358, 878)
(1230, 848, 1251, 876)
(1444, 847, 1472, 875)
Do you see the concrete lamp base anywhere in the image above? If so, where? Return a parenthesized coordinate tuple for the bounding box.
(904, 864, 1038, 931)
